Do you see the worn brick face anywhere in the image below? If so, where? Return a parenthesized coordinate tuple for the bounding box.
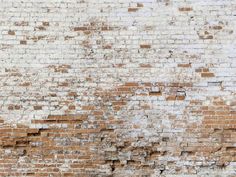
(0, 0, 236, 176)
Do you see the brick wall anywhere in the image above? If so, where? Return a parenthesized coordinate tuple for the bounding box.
(0, 0, 236, 176)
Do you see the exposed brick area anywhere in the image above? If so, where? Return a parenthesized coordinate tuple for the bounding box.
(0, 0, 236, 176)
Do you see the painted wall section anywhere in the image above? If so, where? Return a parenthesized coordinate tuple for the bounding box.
(0, 0, 236, 176)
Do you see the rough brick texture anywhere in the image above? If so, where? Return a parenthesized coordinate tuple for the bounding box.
(0, 0, 236, 176)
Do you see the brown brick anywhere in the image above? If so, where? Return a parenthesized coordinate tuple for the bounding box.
(20, 82, 31, 86)
(103, 44, 112, 49)
(8, 105, 21, 110)
(74, 27, 87, 31)
(8, 30, 15, 35)
(112, 101, 126, 106)
(128, 8, 139, 12)
(139, 64, 152, 68)
(140, 44, 151, 48)
(137, 3, 144, 7)
(212, 25, 222, 30)
(176, 95, 185, 100)
(101, 26, 112, 31)
(149, 91, 162, 96)
(178, 63, 191, 68)
(179, 7, 193, 11)
(166, 95, 176, 101)
(200, 35, 213, 40)
(201, 73, 215, 77)
(68, 92, 78, 97)
(124, 82, 139, 87)
(202, 68, 209, 72)
(42, 22, 49, 26)
(34, 106, 42, 110)
(205, 35, 213, 39)
(20, 40, 27, 45)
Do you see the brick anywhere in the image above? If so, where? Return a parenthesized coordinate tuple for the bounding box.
(8, 30, 15, 35)
(140, 44, 151, 48)
(212, 25, 223, 30)
(201, 73, 215, 77)
(139, 64, 152, 68)
(178, 63, 191, 68)
(179, 7, 193, 11)
(128, 8, 139, 12)
(34, 106, 42, 110)
(42, 22, 49, 26)
(74, 27, 87, 31)
(124, 82, 139, 87)
(137, 3, 144, 7)
(149, 91, 161, 96)
(20, 40, 27, 45)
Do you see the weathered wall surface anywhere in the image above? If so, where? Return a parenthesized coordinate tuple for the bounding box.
(0, 0, 236, 176)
